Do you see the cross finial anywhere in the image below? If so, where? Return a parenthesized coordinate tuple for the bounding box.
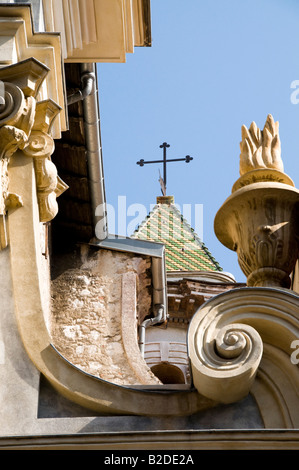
(136, 142, 193, 196)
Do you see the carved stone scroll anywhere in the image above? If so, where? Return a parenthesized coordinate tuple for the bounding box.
(188, 286, 299, 423)
(0, 82, 30, 248)
(188, 297, 263, 403)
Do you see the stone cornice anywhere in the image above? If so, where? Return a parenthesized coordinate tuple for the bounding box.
(1, 429, 299, 450)
(42, 0, 152, 63)
(0, 4, 67, 138)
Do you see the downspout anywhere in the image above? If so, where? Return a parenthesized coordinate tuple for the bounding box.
(67, 71, 95, 105)
(67, 63, 108, 241)
(139, 304, 165, 358)
(139, 255, 168, 357)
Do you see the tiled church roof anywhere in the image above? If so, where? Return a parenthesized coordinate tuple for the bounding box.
(131, 196, 222, 272)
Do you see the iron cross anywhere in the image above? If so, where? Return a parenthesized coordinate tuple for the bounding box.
(136, 142, 193, 195)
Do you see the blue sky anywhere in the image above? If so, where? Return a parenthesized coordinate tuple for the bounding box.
(97, 0, 299, 282)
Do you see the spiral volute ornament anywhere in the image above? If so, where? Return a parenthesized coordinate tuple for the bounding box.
(0, 83, 25, 127)
(188, 313, 263, 403)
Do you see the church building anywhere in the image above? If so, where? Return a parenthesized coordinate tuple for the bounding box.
(0, 0, 299, 451)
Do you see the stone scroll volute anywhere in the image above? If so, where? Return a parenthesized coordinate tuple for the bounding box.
(188, 301, 263, 403)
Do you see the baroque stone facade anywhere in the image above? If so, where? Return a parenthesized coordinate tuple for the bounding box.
(1, 1, 299, 451)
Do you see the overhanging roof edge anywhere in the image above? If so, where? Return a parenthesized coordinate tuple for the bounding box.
(89, 235, 165, 258)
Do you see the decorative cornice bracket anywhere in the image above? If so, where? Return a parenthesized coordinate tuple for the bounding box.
(0, 59, 68, 246)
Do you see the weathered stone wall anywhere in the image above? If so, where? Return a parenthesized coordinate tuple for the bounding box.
(50, 247, 160, 385)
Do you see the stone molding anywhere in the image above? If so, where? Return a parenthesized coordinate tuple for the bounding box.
(2, 429, 299, 450)
(188, 287, 299, 426)
(0, 3, 66, 138)
(121, 271, 161, 385)
(42, 0, 151, 62)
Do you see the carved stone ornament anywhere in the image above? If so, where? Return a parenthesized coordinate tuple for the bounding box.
(188, 290, 264, 403)
(0, 59, 68, 248)
(23, 130, 68, 222)
(188, 286, 299, 417)
(214, 114, 299, 288)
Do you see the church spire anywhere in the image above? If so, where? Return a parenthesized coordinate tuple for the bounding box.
(132, 200, 222, 272)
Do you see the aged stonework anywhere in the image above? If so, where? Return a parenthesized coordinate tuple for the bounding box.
(51, 247, 160, 385)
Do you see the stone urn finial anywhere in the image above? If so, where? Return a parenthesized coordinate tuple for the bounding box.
(214, 114, 299, 288)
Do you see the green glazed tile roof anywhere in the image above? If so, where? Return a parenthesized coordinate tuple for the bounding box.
(131, 196, 222, 272)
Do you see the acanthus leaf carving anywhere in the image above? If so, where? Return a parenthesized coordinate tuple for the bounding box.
(23, 130, 68, 222)
(0, 59, 68, 245)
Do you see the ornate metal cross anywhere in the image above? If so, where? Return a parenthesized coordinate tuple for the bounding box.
(136, 142, 193, 196)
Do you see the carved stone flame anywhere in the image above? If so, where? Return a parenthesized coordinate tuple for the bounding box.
(239, 114, 283, 175)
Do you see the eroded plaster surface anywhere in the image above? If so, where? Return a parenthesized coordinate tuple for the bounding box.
(50, 247, 160, 385)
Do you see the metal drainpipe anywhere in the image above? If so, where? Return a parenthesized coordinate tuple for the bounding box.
(67, 63, 108, 240)
(139, 255, 168, 357)
(82, 63, 108, 241)
(67, 71, 95, 106)
(139, 304, 165, 358)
